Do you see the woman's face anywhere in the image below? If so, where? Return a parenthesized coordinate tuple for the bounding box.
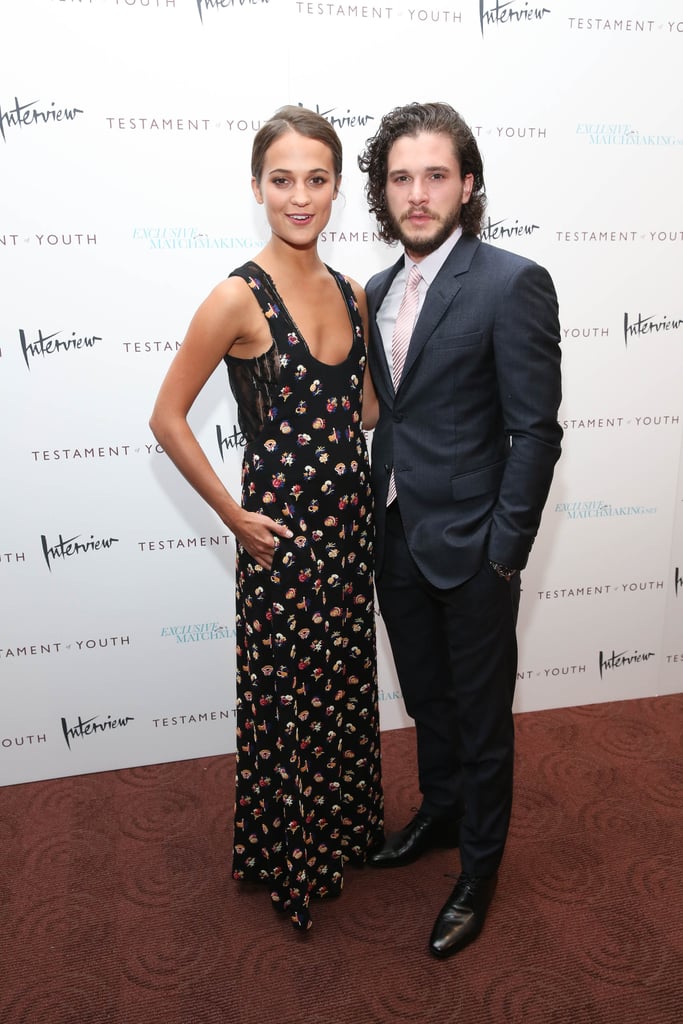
(252, 130, 340, 248)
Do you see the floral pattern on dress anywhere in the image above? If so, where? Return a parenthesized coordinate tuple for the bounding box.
(225, 261, 383, 930)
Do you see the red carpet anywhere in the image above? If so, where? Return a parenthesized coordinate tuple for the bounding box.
(1, 694, 681, 1023)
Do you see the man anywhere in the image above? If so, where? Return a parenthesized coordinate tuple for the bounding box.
(358, 102, 562, 959)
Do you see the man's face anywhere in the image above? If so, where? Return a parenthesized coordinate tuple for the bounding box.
(384, 131, 474, 261)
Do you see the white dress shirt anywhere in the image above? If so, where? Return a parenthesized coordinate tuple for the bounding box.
(377, 227, 463, 377)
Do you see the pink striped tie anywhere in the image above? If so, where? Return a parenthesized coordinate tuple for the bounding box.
(387, 264, 422, 506)
(391, 263, 422, 390)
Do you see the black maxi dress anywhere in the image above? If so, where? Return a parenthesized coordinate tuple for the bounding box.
(225, 261, 384, 930)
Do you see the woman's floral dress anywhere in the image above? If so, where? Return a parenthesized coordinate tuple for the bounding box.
(225, 262, 383, 930)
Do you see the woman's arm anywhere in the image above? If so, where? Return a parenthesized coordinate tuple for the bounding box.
(149, 278, 292, 569)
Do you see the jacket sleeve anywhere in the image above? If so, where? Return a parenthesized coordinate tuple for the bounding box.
(487, 259, 563, 569)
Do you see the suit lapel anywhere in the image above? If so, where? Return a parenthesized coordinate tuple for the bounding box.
(399, 235, 480, 386)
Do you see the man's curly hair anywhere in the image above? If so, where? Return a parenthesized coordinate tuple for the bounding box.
(358, 102, 487, 242)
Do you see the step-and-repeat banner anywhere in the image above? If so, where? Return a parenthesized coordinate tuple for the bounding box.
(1, 1, 681, 785)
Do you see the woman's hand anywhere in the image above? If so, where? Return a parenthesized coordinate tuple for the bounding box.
(230, 510, 293, 570)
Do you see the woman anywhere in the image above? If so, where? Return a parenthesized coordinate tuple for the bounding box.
(150, 106, 383, 930)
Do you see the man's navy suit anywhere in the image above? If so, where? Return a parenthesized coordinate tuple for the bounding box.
(366, 233, 562, 877)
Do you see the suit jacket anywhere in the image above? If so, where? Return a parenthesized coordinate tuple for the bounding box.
(366, 234, 562, 589)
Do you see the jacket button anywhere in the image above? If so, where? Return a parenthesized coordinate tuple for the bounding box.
(383, 464, 391, 473)
(393, 413, 403, 423)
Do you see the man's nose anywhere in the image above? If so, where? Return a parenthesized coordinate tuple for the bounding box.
(408, 178, 428, 203)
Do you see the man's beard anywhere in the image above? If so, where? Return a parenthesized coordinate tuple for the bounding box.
(389, 205, 461, 256)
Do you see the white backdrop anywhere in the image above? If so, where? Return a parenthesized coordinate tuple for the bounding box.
(1, 0, 681, 786)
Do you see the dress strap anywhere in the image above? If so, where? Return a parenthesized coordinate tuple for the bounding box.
(229, 261, 284, 321)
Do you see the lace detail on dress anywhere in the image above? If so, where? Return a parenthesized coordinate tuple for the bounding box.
(224, 267, 286, 444)
(225, 342, 280, 444)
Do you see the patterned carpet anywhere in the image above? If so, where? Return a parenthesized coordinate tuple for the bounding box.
(1, 694, 681, 1024)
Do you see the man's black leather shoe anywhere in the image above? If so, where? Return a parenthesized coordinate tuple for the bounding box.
(367, 810, 459, 868)
(429, 872, 497, 958)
